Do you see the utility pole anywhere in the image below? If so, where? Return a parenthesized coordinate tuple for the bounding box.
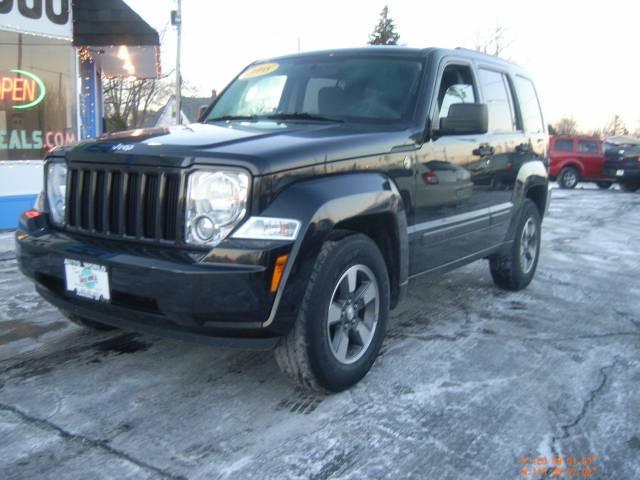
(172, 0, 183, 125)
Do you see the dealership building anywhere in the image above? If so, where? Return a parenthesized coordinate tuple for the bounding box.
(0, 0, 159, 229)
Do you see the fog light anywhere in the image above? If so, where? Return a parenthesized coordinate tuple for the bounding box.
(194, 215, 216, 242)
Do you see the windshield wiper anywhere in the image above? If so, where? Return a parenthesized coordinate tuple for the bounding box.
(207, 112, 344, 123)
(267, 112, 344, 123)
(206, 115, 258, 122)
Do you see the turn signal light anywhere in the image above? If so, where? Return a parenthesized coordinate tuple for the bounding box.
(24, 210, 41, 219)
(270, 255, 288, 293)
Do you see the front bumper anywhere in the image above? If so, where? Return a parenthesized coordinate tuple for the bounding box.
(15, 214, 295, 349)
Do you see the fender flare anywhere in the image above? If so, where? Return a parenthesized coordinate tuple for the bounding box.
(502, 159, 549, 242)
(556, 159, 584, 177)
(260, 172, 408, 330)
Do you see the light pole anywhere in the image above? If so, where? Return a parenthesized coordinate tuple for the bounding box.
(172, 0, 182, 125)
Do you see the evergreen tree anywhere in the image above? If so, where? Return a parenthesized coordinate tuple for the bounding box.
(368, 6, 400, 45)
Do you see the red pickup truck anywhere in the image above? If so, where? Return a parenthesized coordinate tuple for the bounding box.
(549, 135, 613, 189)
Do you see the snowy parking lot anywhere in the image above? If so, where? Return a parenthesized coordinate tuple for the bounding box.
(1, 186, 639, 480)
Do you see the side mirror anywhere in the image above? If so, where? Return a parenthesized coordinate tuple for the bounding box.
(198, 105, 209, 121)
(439, 103, 488, 136)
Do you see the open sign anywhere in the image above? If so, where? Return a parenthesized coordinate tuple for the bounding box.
(0, 69, 47, 109)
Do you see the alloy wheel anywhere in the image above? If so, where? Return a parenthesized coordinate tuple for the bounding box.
(519, 218, 538, 274)
(326, 264, 380, 365)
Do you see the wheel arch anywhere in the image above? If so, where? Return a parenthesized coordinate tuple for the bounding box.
(332, 212, 403, 309)
(557, 159, 584, 177)
(259, 172, 409, 332)
(500, 159, 550, 243)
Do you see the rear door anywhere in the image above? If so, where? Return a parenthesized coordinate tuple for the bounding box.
(476, 67, 527, 244)
(513, 75, 547, 172)
(577, 139, 603, 178)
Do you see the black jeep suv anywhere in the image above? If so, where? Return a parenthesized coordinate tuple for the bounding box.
(603, 142, 640, 192)
(16, 47, 550, 392)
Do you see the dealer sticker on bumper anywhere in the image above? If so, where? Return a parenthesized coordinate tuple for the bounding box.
(64, 259, 110, 301)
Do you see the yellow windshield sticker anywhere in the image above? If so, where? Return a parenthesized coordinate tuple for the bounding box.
(240, 63, 279, 79)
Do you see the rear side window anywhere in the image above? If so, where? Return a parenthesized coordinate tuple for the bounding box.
(514, 76, 545, 134)
(478, 69, 517, 133)
(554, 139, 574, 151)
(578, 140, 598, 153)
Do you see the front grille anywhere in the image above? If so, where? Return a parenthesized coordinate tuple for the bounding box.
(66, 166, 183, 243)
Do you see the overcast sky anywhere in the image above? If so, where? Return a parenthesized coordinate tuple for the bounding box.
(125, 0, 639, 132)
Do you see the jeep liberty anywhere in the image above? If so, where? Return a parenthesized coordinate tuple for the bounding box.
(16, 47, 550, 392)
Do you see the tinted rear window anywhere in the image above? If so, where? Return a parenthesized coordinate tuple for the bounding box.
(554, 139, 574, 151)
(578, 140, 598, 153)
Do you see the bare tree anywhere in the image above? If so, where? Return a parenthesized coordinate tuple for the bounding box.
(553, 117, 579, 136)
(587, 128, 603, 138)
(474, 23, 513, 58)
(103, 77, 172, 133)
(605, 115, 628, 136)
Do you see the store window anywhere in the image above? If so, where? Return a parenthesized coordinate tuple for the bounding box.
(0, 31, 77, 161)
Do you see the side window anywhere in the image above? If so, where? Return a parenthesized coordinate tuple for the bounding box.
(514, 76, 544, 133)
(437, 64, 477, 122)
(554, 139, 574, 152)
(578, 140, 598, 153)
(478, 69, 517, 133)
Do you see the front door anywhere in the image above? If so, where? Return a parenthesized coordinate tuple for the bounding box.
(411, 62, 495, 275)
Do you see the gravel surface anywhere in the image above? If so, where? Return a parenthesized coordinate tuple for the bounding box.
(1, 186, 639, 480)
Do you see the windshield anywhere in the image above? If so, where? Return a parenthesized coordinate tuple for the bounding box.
(207, 55, 425, 124)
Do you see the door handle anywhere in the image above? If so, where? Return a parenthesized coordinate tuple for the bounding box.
(473, 145, 495, 157)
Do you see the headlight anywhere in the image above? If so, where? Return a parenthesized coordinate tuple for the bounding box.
(185, 169, 249, 246)
(46, 161, 68, 224)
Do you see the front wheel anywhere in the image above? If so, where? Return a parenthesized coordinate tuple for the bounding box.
(275, 233, 390, 393)
(489, 199, 542, 291)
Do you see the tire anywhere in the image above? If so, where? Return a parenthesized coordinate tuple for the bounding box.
(596, 181, 613, 190)
(274, 233, 390, 393)
(489, 199, 542, 291)
(63, 311, 117, 331)
(558, 167, 579, 189)
(621, 182, 640, 193)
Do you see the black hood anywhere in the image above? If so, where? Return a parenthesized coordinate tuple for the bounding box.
(66, 122, 418, 176)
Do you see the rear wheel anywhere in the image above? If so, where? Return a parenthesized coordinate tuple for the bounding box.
(489, 199, 542, 291)
(274, 233, 389, 393)
(596, 181, 613, 190)
(558, 167, 579, 189)
(621, 181, 640, 192)
(63, 312, 117, 331)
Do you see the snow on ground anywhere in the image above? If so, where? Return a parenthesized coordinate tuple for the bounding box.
(0, 185, 639, 479)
